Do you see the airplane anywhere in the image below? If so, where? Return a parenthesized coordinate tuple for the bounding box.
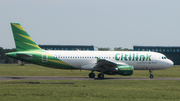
(6, 23, 174, 79)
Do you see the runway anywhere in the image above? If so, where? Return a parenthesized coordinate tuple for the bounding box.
(0, 76, 180, 81)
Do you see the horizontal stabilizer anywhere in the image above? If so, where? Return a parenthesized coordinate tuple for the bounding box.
(17, 53, 33, 59)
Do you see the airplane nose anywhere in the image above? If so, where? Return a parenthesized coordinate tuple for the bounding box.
(168, 60, 174, 67)
(170, 60, 174, 67)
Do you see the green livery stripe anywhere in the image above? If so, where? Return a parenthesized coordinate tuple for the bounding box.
(23, 42, 41, 49)
(8, 23, 75, 69)
(95, 57, 100, 62)
(47, 53, 72, 67)
(32, 51, 73, 67)
(48, 59, 72, 66)
(12, 23, 26, 31)
(11, 23, 42, 51)
(18, 33, 34, 42)
(7, 51, 75, 69)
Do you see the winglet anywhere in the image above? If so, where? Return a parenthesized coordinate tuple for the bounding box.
(95, 57, 101, 62)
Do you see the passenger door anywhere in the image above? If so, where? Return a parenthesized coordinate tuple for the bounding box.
(42, 52, 48, 62)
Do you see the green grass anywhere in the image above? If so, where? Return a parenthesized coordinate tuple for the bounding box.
(0, 64, 180, 101)
(0, 80, 180, 101)
(0, 64, 180, 78)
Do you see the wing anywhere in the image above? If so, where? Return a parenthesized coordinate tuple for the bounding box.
(92, 58, 128, 72)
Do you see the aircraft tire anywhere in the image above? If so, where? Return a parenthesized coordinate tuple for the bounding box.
(150, 74, 154, 78)
(98, 73, 104, 79)
(89, 73, 95, 78)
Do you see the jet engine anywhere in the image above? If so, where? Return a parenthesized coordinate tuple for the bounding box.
(104, 65, 134, 76)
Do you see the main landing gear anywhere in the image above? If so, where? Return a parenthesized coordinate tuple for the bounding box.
(89, 72, 95, 78)
(98, 73, 104, 79)
(149, 70, 154, 78)
(88, 72, 104, 79)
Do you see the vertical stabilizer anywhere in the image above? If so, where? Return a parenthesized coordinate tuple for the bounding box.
(10, 23, 42, 51)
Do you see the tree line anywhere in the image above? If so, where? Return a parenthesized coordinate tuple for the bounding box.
(0, 47, 18, 64)
(98, 47, 133, 51)
(0, 47, 132, 64)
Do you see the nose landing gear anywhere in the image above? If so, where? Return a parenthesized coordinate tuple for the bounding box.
(149, 70, 154, 78)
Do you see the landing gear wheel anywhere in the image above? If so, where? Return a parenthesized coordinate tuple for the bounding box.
(150, 74, 154, 78)
(89, 73, 95, 78)
(98, 73, 104, 79)
(149, 70, 154, 79)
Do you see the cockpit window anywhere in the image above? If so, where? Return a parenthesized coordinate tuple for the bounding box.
(162, 57, 167, 59)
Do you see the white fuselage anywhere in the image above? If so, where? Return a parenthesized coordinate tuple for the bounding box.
(46, 51, 173, 70)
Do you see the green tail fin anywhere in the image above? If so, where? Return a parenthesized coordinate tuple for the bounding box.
(11, 23, 42, 51)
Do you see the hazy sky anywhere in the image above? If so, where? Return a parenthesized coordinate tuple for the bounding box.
(1, 0, 180, 49)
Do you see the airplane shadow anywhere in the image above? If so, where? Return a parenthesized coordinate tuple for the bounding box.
(94, 77, 138, 80)
(5, 77, 26, 79)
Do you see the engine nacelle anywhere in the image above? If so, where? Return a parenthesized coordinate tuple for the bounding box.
(116, 65, 134, 76)
(103, 65, 134, 76)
